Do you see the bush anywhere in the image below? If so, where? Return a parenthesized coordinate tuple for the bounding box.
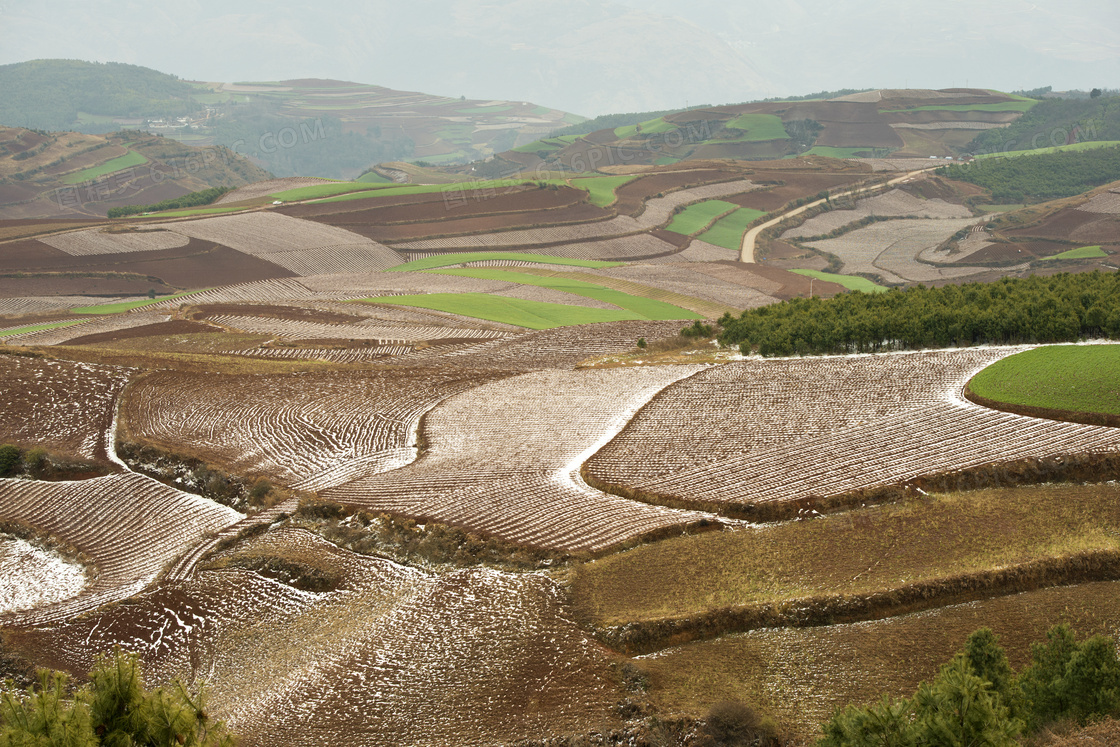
(699, 701, 779, 747)
(0, 446, 19, 477)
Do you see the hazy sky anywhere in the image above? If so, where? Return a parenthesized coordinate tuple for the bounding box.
(1, 0, 1117, 115)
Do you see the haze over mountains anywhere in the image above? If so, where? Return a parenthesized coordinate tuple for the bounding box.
(2, 0, 1115, 116)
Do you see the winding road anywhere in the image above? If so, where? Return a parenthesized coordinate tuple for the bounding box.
(739, 166, 942, 263)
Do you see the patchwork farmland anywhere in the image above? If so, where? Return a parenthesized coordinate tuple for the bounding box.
(1, 145, 1119, 745)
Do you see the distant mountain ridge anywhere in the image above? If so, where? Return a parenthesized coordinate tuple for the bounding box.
(0, 60, 583, 179)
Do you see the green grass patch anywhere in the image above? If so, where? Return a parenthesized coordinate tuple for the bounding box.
(796, 146, 876, 159)
(974, 141, 1120, 159)
(789, 269, 888, 293)
(310, 178, 567, 204)
(60, 150, 149, 184)
(665, 200, 739, 236)
(654, 156, 681, 166)
(613, 117, 677, 139)
(1040, 245, 1108, 260)
(881, 101, 1037, 114)
(696, 208, 766, 250)
(572, 481, 1120, 627)
(569, 174, 639, 207)
(512, 138, 564, 154)
(71, 290, 207, 315)
(432, 269, 702, 321)
(386, 252, 623, 272)
(269, 181, 395, 201)
(969, 344, 1120, 416)
(360, 292, 642, 329)
(976, 203, 1026, 213)
(723, 113, 789, 141)
(0, 320, 84, 338)
(142, 206, 251, 217)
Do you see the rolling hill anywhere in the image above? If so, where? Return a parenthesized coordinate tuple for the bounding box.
(0, 60, 583, 179)
(0, 126, 272, 219)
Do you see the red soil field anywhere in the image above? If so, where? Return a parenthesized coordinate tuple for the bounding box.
(816, 121, 905, 148)
(1005, 209, 1120, 245)
(187, 303, 366, 325)
(725, 172, 866, 211)
(37, 144, 129, 178)
(693, 261, 845, 300)
(60, 319, 217, 346)
(310, 186, 590, 226)
(0, 276, 175, 299)
(650, 228, 691, 249)
(612, 169, 742, 214)
(963, 241, 1070, 264)
(0, 354, 133, 463)
(781, 101, 884, 124)
(350, 203, 614, 243)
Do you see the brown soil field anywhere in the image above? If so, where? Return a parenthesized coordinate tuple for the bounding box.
(0, 220, 101, 241)
(880, 109, 1021, 125)
(610, 169, 743, 214)
(1005, 208, 1120, 245)
(0, 275, 174, 299)
(0, 184, 40, 204)
(725, 172, 867, 211)
(782, 101, 883, 124)
(0, 237, 294, 289)
(816, 121, 905, 149)
(7, 528, 624, 747)
(650, 228, 691, 249)
(187, 303, 365, 325)
(37, 144, 129, 178)
(122, 368, 493, 488)
(690, 261, 845, 300)
(691, 141, 792, 161)
(346, 203, 614, 243)
(59, 319, 217, 346)
(0, 353, 133, 463)
(309, 185, 590, 226)
(641, 581, 1120, 738)
(963, 240, 1072, 263)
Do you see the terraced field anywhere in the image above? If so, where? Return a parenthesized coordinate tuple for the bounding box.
(326, 366, 715, 552)
(0, 472, 241, 625)
(15, 529, 624, 747)
(0, 354, 132, 461)
(123, 369, 494, 490)
(586, 349, 1120, 516)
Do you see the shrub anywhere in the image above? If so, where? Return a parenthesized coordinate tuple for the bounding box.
(0, 649, 236, 746)
(0, 446, 19, 477)
(700, 701, 779, 747)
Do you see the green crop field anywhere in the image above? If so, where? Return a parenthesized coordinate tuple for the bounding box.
(269, 181, 390, 201)
(144, 206, 252, 218)
(60, 150, 149, 185)
(569, 174, 639, 206)
(0, 320, 84, 338)
(614, 117, 677, 139)
(665, 200, 739, 236)
(386, 252, 623, 272)
(311, 178, 568, 204)
(1040, 245, 1107, 260)
(723, 113, 789, 141)
(572, 481, 1120, 628)
(968, 344, 1120, 416)
(974, 141, 1120, 159)
(71, 290, 207, 315)
(432, 268, 702, 321)
(696, 208, 766, 249)
(359, 292, 643, 329)
(881, 101, 1037, 114)
(790, 269, 888, 293)
(796, 146, 876, 159)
